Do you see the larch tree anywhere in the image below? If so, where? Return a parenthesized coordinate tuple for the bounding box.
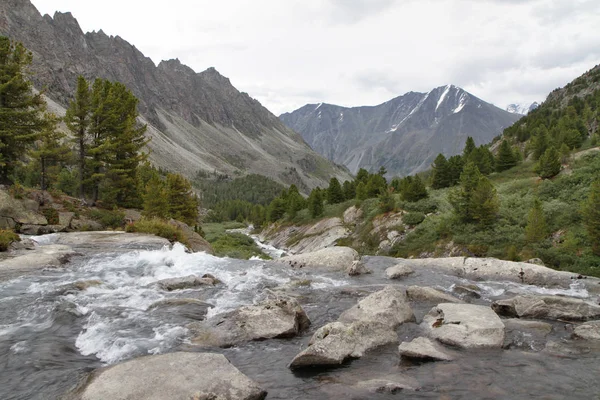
(0, 36, 48, 182)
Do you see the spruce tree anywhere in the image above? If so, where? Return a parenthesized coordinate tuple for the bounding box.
(342, 180, 356, 200)
(402, 175, 428, 202)
(355, 181, 368, 201)
(286, 184, 305, 218)
(326, 177, 344, 204)
(166, 173, 198, 225)
(308, 188, 324, 218)
(495, 140, 517, 172)
(64, 75, 91, 199)
(535, 146, 561, 179)
(29, 114, 71, 190)
(463, 136, 476, 158)
(447, 155, 464, 186)
(469, 177, 499, 225)
(142, 176, 169, 219)
(431, 154, 451, 189)
(582, 181, 600, 255)
(532, 128, 549, 160)
(366, 174, 387, 198)
(525, 199, 547, 243)
(355, 168, 369, 184)
(0, 36, 48, 181)
(378, 188, 395, 213)
(449, 162, 483, 222)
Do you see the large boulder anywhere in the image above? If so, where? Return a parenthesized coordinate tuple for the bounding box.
(354, 376, 419, 393)
(492, 295, 600, 321)
(406, 286, 463, 304)
(398, 337, 455, 361)
(72, 352, 267, 400)
(342, 206, 363, 225)
(290, 286, 415, 368)
(573, 321, 600, 340)
(421, 303, 505, 348)
(0, 190, 47, 226)
(260, 218, 350, 254)
(277, 246, 359, 271)
(168, 219, 214, 254)
(190, 295, 310, 347)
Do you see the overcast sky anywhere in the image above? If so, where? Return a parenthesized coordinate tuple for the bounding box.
(31, 0, 600, 115)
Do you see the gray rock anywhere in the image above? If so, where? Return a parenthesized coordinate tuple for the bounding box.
(354, 376, 419, 393)
(58, 212, 75, 227)
(69, 217, 103, 231)
(0, 190, 47, 225)
(503, 319, 553, 335)
(573, 321, 600, 340)
(0, 244, 76, 282)
(526, 258, 545, 266)
(290, 286, 414, 368)
(386, 264, 414, 279)
(398, 337, 454, 361)
(492, 295, 600, 321)
(343, 206, 363, 225)
(72, 352, 267, 400)
(148, 299, 213, 321)
(168, 219, 214, 254)
(452, 285, 481, 299)
(406, 286, 463, 304)
(421, 303, 505, 348)
(277, 246, 359, 271)
(157, 275, 215, 291)
(0, 216, 15, 229)
(20, 224, 67, 235)
(9, 237, 35, 251)
(347, 260, 371, 276)
(53, 231, 170, 250)
(190, 295, 310, 347)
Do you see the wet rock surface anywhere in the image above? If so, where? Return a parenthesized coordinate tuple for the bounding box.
(492, 295, 600, 321)
(276, 246, 359, 271)
(398, 337, 455, 361)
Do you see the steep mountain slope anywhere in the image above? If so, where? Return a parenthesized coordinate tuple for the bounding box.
(0, 0, 351, 192)
(506, 102, 539, 115)
(280, 85, 520, 176)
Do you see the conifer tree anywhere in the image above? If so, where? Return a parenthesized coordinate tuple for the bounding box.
(378, 188, 395, 213)
(431, 153, 451, 189)
(355, 168, 369, 184)
(326, 177, 344, 204)
(342, 180, 356, 200)
(463, 136, 476, 158)
(64, 75, 91, 199)
(166, 173, 198, 225)
(532, 128, 549, 160)
(142, 176, 169, 219)
(582, 181, 600, 255)
(495, 140, 517, 172)
(355, 181, 368, 201)
(559, 143, 571, 164)
(0, 36, 48, 182)
(469, 177, 499, 224)
(525, 198, 547, 243)
(535, 146, 561, 179)
(308, 188, 324, 218)
(402, 175, 428, 202)
(449, 162, 489, 223)
(29, 115, 71, 190)
(447, 155, 464, 186)
(366, 173, 387, 198)
(286, 184, 305, 218)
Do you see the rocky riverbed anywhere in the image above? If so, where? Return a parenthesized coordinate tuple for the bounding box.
(1, 233, 600, 399)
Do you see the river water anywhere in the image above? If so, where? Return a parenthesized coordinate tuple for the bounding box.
(0, 235, 599, 399)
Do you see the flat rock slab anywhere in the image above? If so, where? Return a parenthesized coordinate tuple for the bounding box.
(73, 352, 267, 400)
(503, 319, 553, 335)
(386, 264, 414, 279)
(398, 337, 454, 361)
(338, 285, 415, 327)
(0, 244, 76, 282)
(406, 286, 463, 304)
(277, 246, 359, 271)
(53, 231, 170, 250)
(190, 295, 310, 347)
(492, 295, 600, 321)
(573, 321, 600, 340)
(422, 303, 505, 348)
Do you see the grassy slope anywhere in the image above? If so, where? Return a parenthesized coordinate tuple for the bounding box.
(203, 222, 271, 260)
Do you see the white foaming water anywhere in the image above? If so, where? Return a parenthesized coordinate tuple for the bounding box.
(477, 280, 589, 299)
(29, 233, 59, 245)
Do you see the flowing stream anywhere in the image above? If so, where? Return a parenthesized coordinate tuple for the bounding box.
(1, 234, 599, 399)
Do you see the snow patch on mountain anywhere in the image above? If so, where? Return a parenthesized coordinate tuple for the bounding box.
(506, 102, 539, 115)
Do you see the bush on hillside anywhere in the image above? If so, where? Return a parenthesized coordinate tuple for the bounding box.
(125, 217, 188, 245)
(0, 229, 20, 251)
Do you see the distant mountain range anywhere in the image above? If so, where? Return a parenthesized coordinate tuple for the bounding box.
(0, 0, 351, 192)
(280, 85, 521, 177)
(506, 102, 539, 115)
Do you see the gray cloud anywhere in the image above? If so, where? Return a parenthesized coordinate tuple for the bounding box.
(327, 0, 395, 23)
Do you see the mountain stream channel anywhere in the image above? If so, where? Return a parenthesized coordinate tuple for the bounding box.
(1, 231, 600, 399)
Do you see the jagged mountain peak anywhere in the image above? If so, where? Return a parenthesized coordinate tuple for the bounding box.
(280, 85, 520, 176)
(506, 102, 539, 115)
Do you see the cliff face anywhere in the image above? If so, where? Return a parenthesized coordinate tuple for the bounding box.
(0, 0, 350, 191)
(281, 85, 521, 177)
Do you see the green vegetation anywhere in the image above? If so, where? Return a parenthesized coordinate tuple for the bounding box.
(0, 229, 20, 251)
(202, 222, 269, 259)
(125, 217, 188, 245)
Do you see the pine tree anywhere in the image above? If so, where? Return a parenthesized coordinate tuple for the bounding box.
(308, 188, 324, 218)
(342, 180, 356, 200)
(286, 184, 305, 218)
(366, 174, 387, 198)
(29, 114, 71, 190)
(495, 140, 517, 172)
(449, 162, 484, 222)
(326, 177, 344, 204)
(469, 177, 499, 224)
(142, 176, 169, 219)
(64, 75, 91, 199)
(431, 153, 451, 189)
(166, 173, 198, 225)
(532, 128, 549, 160)
(582, 181, 600, 255)
(356, 168, 369, 184)
(402, 175, 428, 202)
(0, 36, 48, 181)
(378, 188, 395, 213)
(463, 136, 476, 158)
(355, 181, 368, 201)
(525, 199, 547, 243)
(447, 155, 464, 186)
(535, 146, 561, 179)
(559, 143, 571, 164)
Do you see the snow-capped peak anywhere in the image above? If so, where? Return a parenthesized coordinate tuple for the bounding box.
(506, 102, 539, 115)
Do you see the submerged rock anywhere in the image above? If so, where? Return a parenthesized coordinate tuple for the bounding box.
(406, 286, 463, 304)
(347, 260, 371, 276)
(157, 275, 216, 291)
(386, 263, 414, 279)
(190, 295, 310, 347)
(492, 295, 600, 321)
(422, 303, 505, 348)
(573, 321, 600, 340)
(277, 246, 359, 272)
(354, 376, 419, 393)
(72, 352, 267, 400)
(148, 299, 213, 321)
(290, 286, 414, 368)
(398, 337, 455, 361)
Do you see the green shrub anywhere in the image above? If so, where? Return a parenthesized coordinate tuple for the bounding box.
(125, 217, 188, 245)
(87, 208, 125, 229)
(0, 229, 20, 251)
(41, 207, 59, 225)
(403, 212, 425, 226)
(210, 232, 270, 260)
(399, 198, 438, 214)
